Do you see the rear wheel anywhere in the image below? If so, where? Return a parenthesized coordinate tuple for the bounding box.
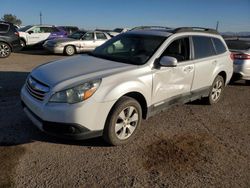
(0, 42, 11, 58)
(64, 45, 75, 56)
(204, 75, 225, 105)
(245, 80, 250, 85)
(103, 96, 142, 146)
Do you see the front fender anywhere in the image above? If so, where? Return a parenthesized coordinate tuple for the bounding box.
(94, 76, 152, 107)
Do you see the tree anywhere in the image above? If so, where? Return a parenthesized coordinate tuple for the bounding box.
(1, 14, 22, 26)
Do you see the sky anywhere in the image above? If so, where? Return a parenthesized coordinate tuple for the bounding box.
(0, 0, 250, 32)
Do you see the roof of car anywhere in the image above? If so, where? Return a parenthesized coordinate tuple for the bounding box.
(127, 29, 173, 37)
(127, 26, 220, 37)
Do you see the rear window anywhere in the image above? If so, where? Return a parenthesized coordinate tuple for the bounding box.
(226, 40, 250, 51)
(212, 38, 227, 54)
(0, 23, 10, 33)
(193, 36, 216, 59)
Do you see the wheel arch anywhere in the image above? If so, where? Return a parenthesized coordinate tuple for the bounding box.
(0, 40, 12, 51)
(218, 71, 227, 84)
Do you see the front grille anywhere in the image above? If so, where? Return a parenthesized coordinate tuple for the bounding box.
(25, 76, 49, 101)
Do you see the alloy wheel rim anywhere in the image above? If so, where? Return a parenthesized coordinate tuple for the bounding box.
(115, 106, 139, 140)
(211, 80, 223, 101)
(66, 46, 74, 55)
(0, 43, 10, 57)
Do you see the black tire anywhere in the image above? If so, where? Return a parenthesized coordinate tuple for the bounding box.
(20, 39, 26, 48)
(245, 80, 250, 86)
(103, 96, 142, 146)
(204, 75, 225, 105)
(0, 42, 11, 58)
(64, 45, 75, 56)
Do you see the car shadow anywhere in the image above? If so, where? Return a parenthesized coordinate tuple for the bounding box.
(0, 71, 109, 147)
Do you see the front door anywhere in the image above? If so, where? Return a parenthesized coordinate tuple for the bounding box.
(152, 37, 195, 106)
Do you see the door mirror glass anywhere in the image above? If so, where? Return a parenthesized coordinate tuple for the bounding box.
(159, 56, 178, 67)
(28, 30, 34, 34)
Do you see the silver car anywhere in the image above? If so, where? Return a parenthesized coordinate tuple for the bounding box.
(43, 31, 111, 55)
(21, 27, 233, 145)
(226, 39, 250, 84)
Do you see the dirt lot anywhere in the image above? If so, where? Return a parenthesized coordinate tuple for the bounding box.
(0, 50, 250, 188)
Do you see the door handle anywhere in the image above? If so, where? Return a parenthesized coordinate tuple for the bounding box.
(212, 60, 217, 65)
(184, 66, 193, 72)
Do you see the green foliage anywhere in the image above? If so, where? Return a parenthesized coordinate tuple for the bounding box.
(1, 14, 22, 26)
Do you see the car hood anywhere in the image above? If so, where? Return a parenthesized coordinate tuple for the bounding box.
(31, 55, 135, 88)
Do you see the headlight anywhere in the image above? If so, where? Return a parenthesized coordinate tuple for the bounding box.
(49, 79, 101, 104)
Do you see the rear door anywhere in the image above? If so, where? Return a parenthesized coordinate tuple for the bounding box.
(152, 37, 195, 105)
(190, 36, 217, 91)
(95, 32, 108, 47)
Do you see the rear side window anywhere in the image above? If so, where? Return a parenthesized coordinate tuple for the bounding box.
(96, 33, 107, 40)
(192, 36, 216, 59)
(212, 38, 227, 54)
(0, 23, 10, 33)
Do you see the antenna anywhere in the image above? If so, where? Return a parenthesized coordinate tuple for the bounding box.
(216, 21, 219, 31)
(40, 12, 42, 25)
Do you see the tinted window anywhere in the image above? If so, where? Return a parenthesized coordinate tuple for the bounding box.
(161, 37, 190, 62)
(212, 38, 226, 54)
(96, 33, 107, 40)
(18, 25, 33, 32)
(69, 31, 86, 39)
(226, 40, 250, 51)
(41, 27, 59, 33)
(193, 36, 216, 59)
(0, 23, 10, 32)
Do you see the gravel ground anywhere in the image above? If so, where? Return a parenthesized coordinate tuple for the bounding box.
(0, 50, 249, 188)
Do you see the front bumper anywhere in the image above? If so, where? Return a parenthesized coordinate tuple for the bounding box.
(21, 86, 115, 140)
(43, 45, 64, 54)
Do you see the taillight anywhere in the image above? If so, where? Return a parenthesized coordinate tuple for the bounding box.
(230, 53, 234, 60)
(14, 32, 19, 37)
(233, 53, 250, 60)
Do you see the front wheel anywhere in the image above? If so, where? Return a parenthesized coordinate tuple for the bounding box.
(64, 45, 75, 56)
(103, 96, 142, 146)
(0, 42, 11, 58)
(205, 75, 225, 105)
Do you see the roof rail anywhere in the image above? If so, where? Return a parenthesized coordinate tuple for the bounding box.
(173, 27, 219, 35)
(131, 26, 172, 31)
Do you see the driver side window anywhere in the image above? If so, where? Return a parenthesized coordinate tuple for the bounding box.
(82, 33, 94, 40)
(161, 37, 190, 62)
(31, 27, 41, 33)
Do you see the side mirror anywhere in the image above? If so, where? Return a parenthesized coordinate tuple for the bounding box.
(159, 56, 178, 67)
(28, 30, 34, 34)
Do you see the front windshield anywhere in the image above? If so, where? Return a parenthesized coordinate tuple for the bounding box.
(68, 31, 86, 39)
(91, 34, 166, 65)
(18, 25, 33, 32)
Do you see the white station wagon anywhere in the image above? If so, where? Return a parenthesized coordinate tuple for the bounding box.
(21, 27, 233, 145)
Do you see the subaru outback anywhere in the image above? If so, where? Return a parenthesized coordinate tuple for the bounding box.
(21, 27, 233, 145)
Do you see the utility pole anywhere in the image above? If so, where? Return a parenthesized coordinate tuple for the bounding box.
(216, 21, 219, 31)
(39, 12, 42, 25)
